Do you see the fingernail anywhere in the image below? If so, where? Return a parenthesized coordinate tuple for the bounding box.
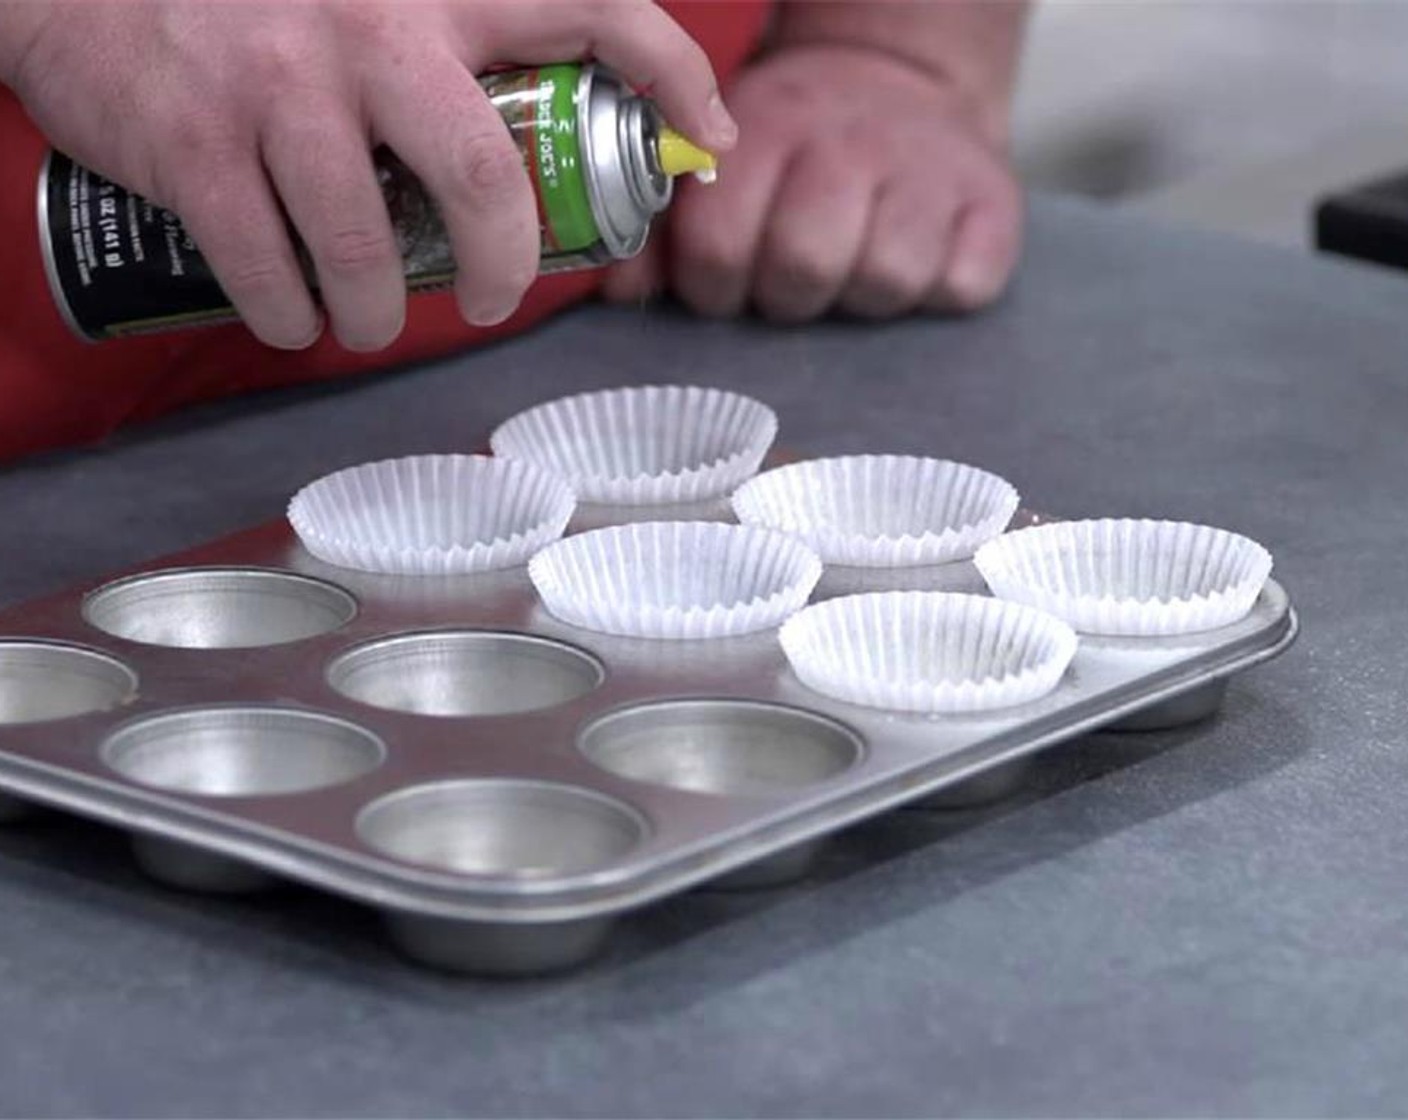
(465, 301, 516, 328)
(271, 314, 323, 351)
(948, 253, 1003, 308)
(707, 91, 738, 148)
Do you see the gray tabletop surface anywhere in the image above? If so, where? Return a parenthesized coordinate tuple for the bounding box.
(0, 195, 1400, 1117)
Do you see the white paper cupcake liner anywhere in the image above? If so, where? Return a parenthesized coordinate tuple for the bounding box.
(780, 592, 1077, 714)
(731, 455, 1018, 567)
(288, 455, 575, 575)
(490, 385, 777, 506)
(973, 518, 1274, 636)
(529, 521, 821, 640)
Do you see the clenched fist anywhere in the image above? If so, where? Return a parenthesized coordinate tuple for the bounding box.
(605, 42, 1022, 321)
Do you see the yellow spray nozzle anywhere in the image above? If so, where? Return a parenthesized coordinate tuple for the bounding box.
(657, 127, 718, 183)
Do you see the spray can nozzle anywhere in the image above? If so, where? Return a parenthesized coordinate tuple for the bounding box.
(656, 128, 718, 183)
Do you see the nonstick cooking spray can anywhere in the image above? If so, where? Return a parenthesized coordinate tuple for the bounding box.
(37, 62, 716, 340)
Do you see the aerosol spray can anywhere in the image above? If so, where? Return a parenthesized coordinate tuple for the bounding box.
(37, 62, 716, 340)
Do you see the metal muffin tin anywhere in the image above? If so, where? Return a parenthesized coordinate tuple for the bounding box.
(0, 502, 1297, 975)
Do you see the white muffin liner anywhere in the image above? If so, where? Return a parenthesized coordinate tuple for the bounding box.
(490, 385, 777, 506)
(288, 455, 575, 576)
(973, 518, 1274, 636)
(780, 592, 1077, 714)
(529, 521, 821, 640)
(731, 455, 1018, 567)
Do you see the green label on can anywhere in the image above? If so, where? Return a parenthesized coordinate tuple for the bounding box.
(528, 64, 599, 253)
(482, 64, 600, 255)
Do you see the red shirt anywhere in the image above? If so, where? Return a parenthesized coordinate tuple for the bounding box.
(0, 2, 770, 461)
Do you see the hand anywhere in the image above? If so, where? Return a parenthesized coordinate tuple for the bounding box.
(603, 43, 1021, 321)
(0, 0, 736, 350)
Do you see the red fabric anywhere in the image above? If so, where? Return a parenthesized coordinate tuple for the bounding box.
(0, 1, 770, 461)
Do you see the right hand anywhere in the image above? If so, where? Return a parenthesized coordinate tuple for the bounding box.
(0, 1, 736, 350)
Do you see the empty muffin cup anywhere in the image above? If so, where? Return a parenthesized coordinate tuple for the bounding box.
(102, 706, 385, 797)
(288, 454, 575, 576)
(327, 631, 604, 717)
(0, 641, 136, 724)
(580, 700, 861, 796)
(490, 384, 777, 506)
(732, 455, 1019, 568)
(0, 641, 139, 825)
(581, 699, 862, 890)
(974, 518, 1274, 636)
(780, 591, 1078, 714)
(360, 782, 642, 968)
(84, 568, 356, 649)
(530, 521, 822, 640)
(357, 779, 645, 880)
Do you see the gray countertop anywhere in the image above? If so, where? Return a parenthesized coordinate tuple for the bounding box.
(0, 197, 1401, 1116)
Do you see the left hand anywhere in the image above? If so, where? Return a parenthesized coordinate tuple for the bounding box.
(603, 42, 1024, 322)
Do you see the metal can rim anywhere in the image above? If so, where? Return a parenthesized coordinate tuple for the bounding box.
(575, 64, 658, 260)
(36, 151, 97, 343)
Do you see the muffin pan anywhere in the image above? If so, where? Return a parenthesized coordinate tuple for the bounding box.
(0, 504, 1296, 975)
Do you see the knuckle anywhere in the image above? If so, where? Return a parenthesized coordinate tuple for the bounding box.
(856, 256, 929, 302)
(161, 161, 238, 226)
(675, 258, 743, 316)
(217, 250, 293, 299)
(336, 4, 395, 47)
(317, 224, 400, 277)
(855, 134, 902, 175)
(768, 242, 837, 293)
(675, 216, 747, 277)
(848, 256, 929, 316)
(573, 0, 616, 26)
(837, 119, 884, 160)
(576, 0, 649, 34)
(443, 132, 526, 210)
(684, 243, 747, 283)
(163, 106, 236, 162)
(247, 25, 318, 91)
(766, 74, 815, 114)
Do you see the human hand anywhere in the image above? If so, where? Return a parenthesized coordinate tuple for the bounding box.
(603, 43, 1021, 321)
(0, 0, 735, 349)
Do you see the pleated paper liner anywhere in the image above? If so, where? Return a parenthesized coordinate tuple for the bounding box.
(529, 521, 821, 640)
(732, 455, 1018, 567)
(780, 591, 1078, 714)
(974, 518, 1273, 636)
(288, 454, 575, 576)
(490, 385, 777, 506)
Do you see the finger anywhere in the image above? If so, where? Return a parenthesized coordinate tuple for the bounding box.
(601, 236, 664, 304)
(751, 141, 874, 323)
(167, 152, 321, 349)
(478, 0, 737, 150)
(839, 178, 956, 320)
(669, 127, 793, 317)
(262, 103, 404, 352)
(367, 52, 538, 327)
(930, 177, 1024, 312)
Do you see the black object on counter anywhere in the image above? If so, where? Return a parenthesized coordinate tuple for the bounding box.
(1315, 169, 1408, 271)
